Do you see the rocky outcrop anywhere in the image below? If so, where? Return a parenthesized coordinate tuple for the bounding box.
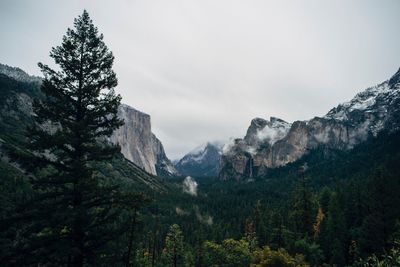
(219, 68, 400, 181)
(175, 142, 223, 177)
(151, 133, 179, 177)
(109, 105, 178, 177)
(110, 105, 155, 173)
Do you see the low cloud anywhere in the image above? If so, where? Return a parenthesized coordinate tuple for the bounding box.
(183, 176, 198, 196)
(175, 206, 189, 216)
(194, 205, 213, 226)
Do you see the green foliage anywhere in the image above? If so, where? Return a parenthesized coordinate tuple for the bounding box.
(162, 224, 184, 267)
(354, 241, 400, 267)
(290, 172, 317, 238)
(244, 219, 259, 253)
(204, 238, 251, 267)
(326, 193, 347, 266)
(135, 247, 153, 267)
(252, 246, 309, 267)
(358, 168, 400, 256)
(293, 238, 324, 266)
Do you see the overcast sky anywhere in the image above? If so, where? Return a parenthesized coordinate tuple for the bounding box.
(1, 0, 400, 159)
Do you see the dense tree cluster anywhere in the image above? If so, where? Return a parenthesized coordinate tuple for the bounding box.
(131, 131, 400, 267)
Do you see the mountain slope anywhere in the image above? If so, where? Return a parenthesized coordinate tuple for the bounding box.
(0, 63, 166, 190)
(219, 68, 400, 181)
(175, 142, 223, 177)
(0, 63, 177, 178)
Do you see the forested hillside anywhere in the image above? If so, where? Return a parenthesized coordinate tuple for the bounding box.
(135, 130, 400, 266)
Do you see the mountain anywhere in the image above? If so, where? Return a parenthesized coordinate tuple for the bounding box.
(0, 63, 177, 178)
(110, 104, 178, 177)
(0, 64, 41, 84)
(175, 142, 223, 177)
(219, 68, 400, 181)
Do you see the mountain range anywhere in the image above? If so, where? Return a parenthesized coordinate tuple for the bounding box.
(2, 62, 400, 182)
(218, 68, 400, 180)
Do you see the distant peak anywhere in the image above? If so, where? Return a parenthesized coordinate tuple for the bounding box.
(251, 117, 267, 126)
(206, 140, 225, 149)
(388, 67, 400, 87)
(0, 63, 41, 84)
(251, 117, 289, 128)
(270, 117, 290, 125)
(188, 141, 224, 155)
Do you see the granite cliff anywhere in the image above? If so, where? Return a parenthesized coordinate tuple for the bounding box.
(109, 104, 178, 177)
(219, 68, 400, 181)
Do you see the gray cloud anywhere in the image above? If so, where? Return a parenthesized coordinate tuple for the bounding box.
(1, 0, 400, 159)
(183, 176, 198, 196)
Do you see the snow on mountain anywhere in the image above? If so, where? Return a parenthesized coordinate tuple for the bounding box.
(175, 141, 224, 177)
(325, 81, 392, 121)
(182, 142, 223, 163)
(220, 67, 400, 181)
(256, 117, 292, 145)
(325, 73, 400, 137)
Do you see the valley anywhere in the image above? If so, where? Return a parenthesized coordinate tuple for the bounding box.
(1, 6, 400, 266)
(1, 61, 400, 266)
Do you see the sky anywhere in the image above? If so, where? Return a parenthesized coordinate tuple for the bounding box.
(1, 0, 400, 159)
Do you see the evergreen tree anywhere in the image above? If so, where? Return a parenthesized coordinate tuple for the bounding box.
(330, 239, 346, 267)
(252, 246, 309, 267)
(2, 10, 139, 266)
(326, 193, 347, 266)
(319, 187, 331, 215)
(163, 224, 184, 267)
(318, 216, 330, 261)
(359, 167, 400, 255)
(203, 238, 251, 267)
(251, 200, 268, 246)
(270, 213, 290, 249)
(291, 165, 316, 238)
(244, 218, 258, 253)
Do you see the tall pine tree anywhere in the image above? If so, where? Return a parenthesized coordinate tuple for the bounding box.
(291, 164, 316, 238)
(4, 10, 137, 266)
(162, 224, 184, 267)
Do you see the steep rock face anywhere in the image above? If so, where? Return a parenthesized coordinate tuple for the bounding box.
(110, 105, 155, 173)
(110, 105, 178, 177)
(151, 133, 179, 177)
(0, 63, 178, 177)
(175, 142, 223, 177)
(219, 68, 400, 181)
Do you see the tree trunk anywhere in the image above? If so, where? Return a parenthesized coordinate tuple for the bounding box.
(126, 208, 137, 267)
